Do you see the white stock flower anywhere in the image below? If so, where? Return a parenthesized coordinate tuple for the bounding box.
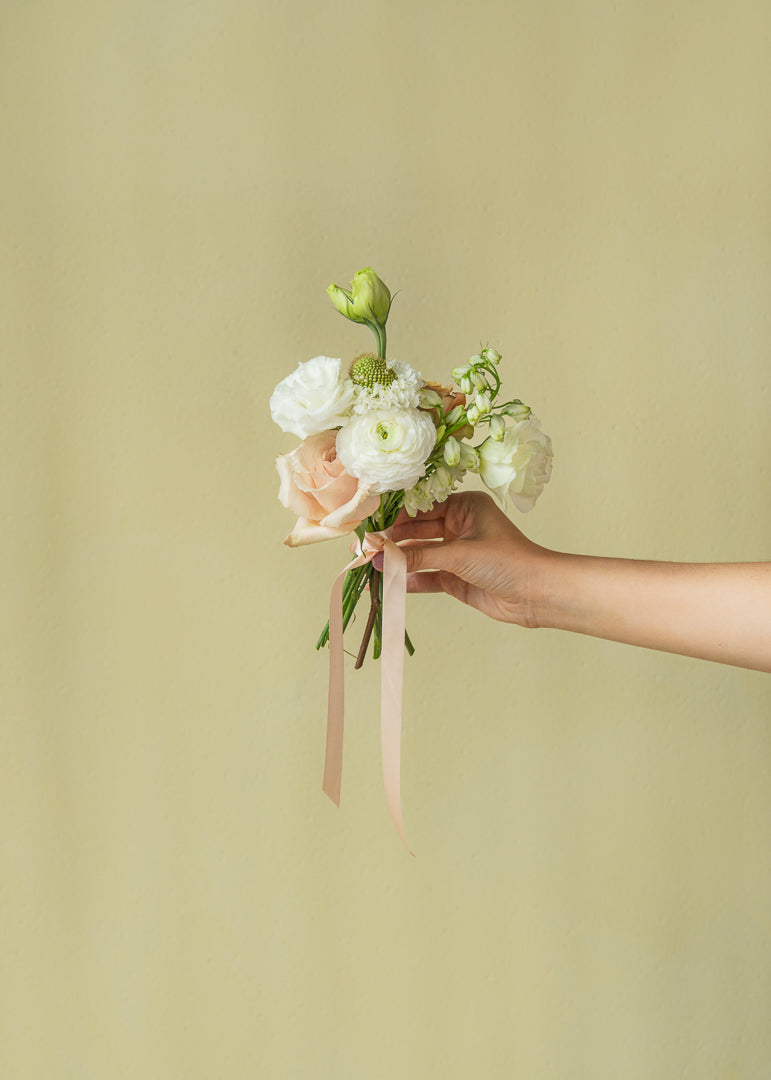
(477, 415, 553, 512)
(270, 356, 354, 439)
(336, 406, 436, 494)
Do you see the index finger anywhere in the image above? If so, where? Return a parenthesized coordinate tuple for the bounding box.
(389, 502, 452, 543)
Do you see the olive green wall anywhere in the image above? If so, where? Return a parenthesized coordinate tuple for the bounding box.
(3, 1, 771, 1076)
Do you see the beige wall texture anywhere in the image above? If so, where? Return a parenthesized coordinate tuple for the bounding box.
(3, 1, 771, 1077)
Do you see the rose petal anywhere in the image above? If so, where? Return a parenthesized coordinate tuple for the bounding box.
(321, 485, 380, 529)
(276, 452, 324, 521)
(284, 518, 359, 547)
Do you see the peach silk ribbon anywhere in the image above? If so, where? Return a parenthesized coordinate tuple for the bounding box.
(322, 530, 413, 853)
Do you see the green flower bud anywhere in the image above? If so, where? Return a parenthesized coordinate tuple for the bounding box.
(350, 267, 392, 326)
(482, 346, 501, 364)
(443, 436, 460, 466)
(489, 415, 506, 441)
(327, 283, 366, 323)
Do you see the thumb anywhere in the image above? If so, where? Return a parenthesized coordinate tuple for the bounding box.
(400, 541, 459, 575)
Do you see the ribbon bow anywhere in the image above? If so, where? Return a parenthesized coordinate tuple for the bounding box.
(323, 530, 413, 853)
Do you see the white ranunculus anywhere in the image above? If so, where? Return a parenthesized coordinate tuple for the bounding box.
(269, 356, 354, 439)
(336, 406, 436, 494)
(477, 415, 553, 512)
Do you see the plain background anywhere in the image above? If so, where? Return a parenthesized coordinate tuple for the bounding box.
(3, 1, 771, 1076)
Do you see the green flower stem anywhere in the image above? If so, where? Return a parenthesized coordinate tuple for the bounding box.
(315, 562, 369, 650)
(375, 323, 387, 361)
(486, 362, 501, 399)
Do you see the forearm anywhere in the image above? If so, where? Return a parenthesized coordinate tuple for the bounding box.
(538, 553, 771, 672)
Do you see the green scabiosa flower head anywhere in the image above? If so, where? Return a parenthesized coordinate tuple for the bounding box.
(349, 353, 396, 389)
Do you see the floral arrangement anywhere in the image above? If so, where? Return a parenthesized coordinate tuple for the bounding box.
(270, 267, 552, 846)
(271, 266, 553, 664)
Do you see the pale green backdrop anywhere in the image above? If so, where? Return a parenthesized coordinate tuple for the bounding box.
(3, 1, 771, 1077)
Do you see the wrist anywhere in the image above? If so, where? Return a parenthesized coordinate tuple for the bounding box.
(529, 549, 596, 633)
(522, 546, 572, 631)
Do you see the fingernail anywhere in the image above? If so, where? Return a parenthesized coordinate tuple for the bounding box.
(372, 552, 384, 571)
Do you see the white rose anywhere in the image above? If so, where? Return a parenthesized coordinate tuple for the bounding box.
(336, 406, 437, 494)
(477, 415, 553, 512)
(269, 356, 354, 439)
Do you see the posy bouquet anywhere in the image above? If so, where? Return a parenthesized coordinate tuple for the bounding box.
(271, 267, 552, 847)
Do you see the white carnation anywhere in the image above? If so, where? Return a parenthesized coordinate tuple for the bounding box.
(351, 358, 423, 413)
(269, 356, 354, 439)
(477, 415, 553, 512)
(336, 406, 436, 494)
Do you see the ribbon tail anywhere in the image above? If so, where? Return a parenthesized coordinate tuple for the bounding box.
(323, 551, 370, 807)
(380, 539, 413, 854)
(323, 567, 346, 806)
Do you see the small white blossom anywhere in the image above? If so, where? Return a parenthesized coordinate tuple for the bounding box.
(475, 392, 492, 414)
(472, 371, 488, 391)
(419, 387, 444, 409)
(482, 347, 501, 364)
(458, 442, 479, 470)
(501, 401, 531, 422)
(403, 479, 435, 516)
(443, 436, 460, 466)
(428, 465, 456, 503)
(489, 415, 506, 441)
(460, 376, 473, 395)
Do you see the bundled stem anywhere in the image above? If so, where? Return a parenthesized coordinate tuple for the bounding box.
(315, 499, 415, 664)
(355, 568, 380, 668)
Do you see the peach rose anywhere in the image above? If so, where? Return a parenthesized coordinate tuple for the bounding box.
(276, 430, 381, 547)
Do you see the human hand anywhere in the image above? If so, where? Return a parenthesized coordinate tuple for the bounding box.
(381, 491, 553, 627)
(377, 492, 771, 672)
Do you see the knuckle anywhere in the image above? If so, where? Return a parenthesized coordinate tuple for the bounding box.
(407, 546, 424, 572)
